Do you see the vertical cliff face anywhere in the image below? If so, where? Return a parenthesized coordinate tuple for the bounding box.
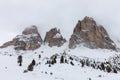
(44, 28, 66, 47)
(0, 25, 43, 50)
(69, 16, 116, 50)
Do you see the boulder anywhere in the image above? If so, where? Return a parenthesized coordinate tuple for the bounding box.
(69, 16, 116, 50)
(44, 28, 66, 47)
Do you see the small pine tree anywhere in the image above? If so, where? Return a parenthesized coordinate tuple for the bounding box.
(17, 55, 22, 66)
(27, 63, 33, 71)
(89, 78, 91, 80)
(69, 57, 73, 60)
(106, 66, 112, 73)
(60, 56, 64, 63)
(91, 64, 95, 69)
(70, 61, 74, 66)
(113, 68, 117, 73)
(39, 54, 41, 59)
(86, 59, 90, 67)
(46, 60, 50, 64)
(50, 72, 53, 75)
(27, 59, 36, 71)
(32, 59, 36, 66)
(101, 63, 105, 71)
(65, 59, 68, 64)
(80, 60, 85, 67)
(49, 64, 51, 67)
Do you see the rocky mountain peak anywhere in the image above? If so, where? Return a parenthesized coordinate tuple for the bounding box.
(0, 25, 43, 50)
(44, 28, 66, 47)
(0, 16, 117, 51)
(73, 16, 96, 34)
(69, 16, 116, 51)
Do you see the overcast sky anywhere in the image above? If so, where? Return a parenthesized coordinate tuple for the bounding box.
(0, 0, 120, 45)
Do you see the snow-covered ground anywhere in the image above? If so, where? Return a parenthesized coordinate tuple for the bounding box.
(0, 42, 120, 80)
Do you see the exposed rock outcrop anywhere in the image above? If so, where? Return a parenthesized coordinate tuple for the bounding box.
(0, 16, 117, 51)
(44, 28, 66, 47)
(0, 25, 43, 50)
(69, 16, 116, 50)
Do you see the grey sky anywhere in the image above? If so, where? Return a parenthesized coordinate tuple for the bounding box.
(0, 0, 120, 45)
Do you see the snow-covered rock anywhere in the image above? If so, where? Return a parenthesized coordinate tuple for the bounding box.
(44, 28, 66, 47)
(53, 33, 62, 39)
(0, 25, 43, 50)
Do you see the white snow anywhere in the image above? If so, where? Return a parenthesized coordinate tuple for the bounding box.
(1, 0, 120, 45)
(0, 42, 120, 80)
(15, 33, 38, 42)
(82, 30, 89, 32)
(53, 33, 62, 39)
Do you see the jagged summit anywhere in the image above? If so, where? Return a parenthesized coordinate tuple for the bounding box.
(69, 16, 116, 51)
(0, 25, 43, 50)
(0, 26, 66, 50)
(0, 16, 117, 51)
(44, 28, 66, 47)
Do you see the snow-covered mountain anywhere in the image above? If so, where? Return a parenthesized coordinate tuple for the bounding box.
(0, 16, 120, 80)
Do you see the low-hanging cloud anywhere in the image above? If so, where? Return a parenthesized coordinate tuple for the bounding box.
(0, 0, 120, 45)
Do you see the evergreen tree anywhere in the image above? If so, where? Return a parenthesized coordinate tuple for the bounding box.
(65, 59, 68, 64)
(17, 55, 22, 66)
(106, 66, 112, 73)
(101, 63, 105, 71)
(80, 60, 85, 67)
(32, 59, 36, 66)
(113, 68, 117, 73)
(70, 61, 74, 66)
(86, 59, 90, 67)
(60, 56, 64, 63)
(27, 59, 36, 71)
(27, 63, 33, 71)
(39, 54, 41, 59)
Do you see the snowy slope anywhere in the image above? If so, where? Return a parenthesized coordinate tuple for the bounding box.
(0, 42, 120, 80)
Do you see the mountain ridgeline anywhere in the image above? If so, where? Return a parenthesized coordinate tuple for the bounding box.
(0, 16, 117, 51)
